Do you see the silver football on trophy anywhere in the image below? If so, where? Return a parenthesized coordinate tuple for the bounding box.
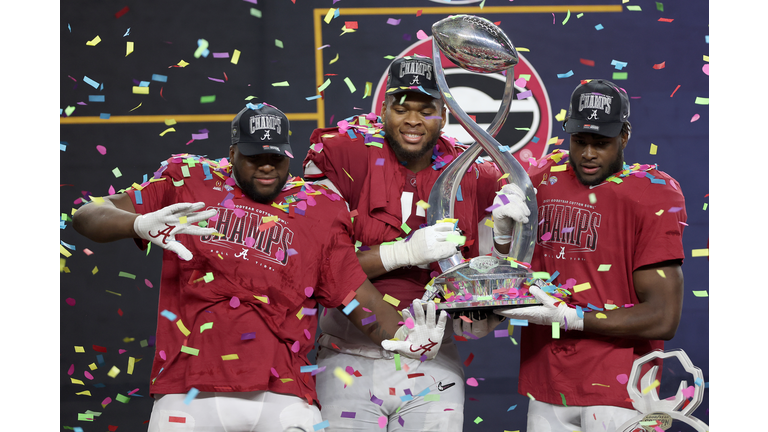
(432, 15, 519, 73)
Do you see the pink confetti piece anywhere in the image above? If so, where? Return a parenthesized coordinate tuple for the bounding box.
(245, 237, 256, 248)
(304, 329, 312, 339)
(416, 29, 428, 39)
(541, 232, 552, 241)
(119, 349, 126, 354)
(102, 397, 112, 405)
(65, 298, 76, 306)
(404, 317, 414, 329)
(702, 64, 709, 75)
(145, 279, 153, 288)
(230, 296, 241, 308)
(466, 377, 479, 387)
(304, 286, 314, 297)
(690, 114, 700, 122)
(375, 158, 385, 166)
(108, 185, 115, 195)
(271, 367, 280, 377)
(84, 371, 94, 380)
(96, 145, 107, 155)
(616, 373, 629, 384)
(291, 341, 300, 353)
(387, 18, 401, 25)
(159, 350, 166, 360)
(83, 248, 94, 256)
(378, 416, 388, 428)
(682, 385, 695, 399)
(285, 150, 294, 159)
(287, 248, 298, 256)
(207, 77, 225, 83)
(297, 201, 308, 211)
(275, 249, 285, 261)
(233, 208, 246, 218)
(68, 364, 75, 375)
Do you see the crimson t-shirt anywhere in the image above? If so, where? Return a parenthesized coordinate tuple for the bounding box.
(124, 154, 367, 405)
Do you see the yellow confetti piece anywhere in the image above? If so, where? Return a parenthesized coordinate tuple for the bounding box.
(127, 357, 136, 375)
(555, 109, 567, 122)
(334, 367, 354, 386)
(363, 81, 372, 98)
(176, 320, 191, 336)
(655, 209, 664, 216)
(107, 366, 120, 378)
(105, 290, 121, 296)
(343, 77, 357, 93)
(416, 200, 430, 209)
(324, 8, 336, 24)
(596, 313, 607, 319)
(498, 173, 510, 181)
(279, 378, 294, 383)
(484, 218, 495, 228)
(703, 54, 709, 62)
(221, 354, 239, 361)
(254, 295, 269, 303)
(126, 41, 134, 56)
(550, 165, 567, 172)
(272, 81, 290, 87)
(642, 379, 660, 394)
(75, 391, 92, 396)
(382, 294, 400, 307)
(656, 269, 666, 278)
(526, 392, 536, 400)
(164, 118, 177, 126)
(74, 346, 85, 353)
(159, 127, 175, 136)
(60, 245, 72, 258)
(71, 378, 85, 385)
(573, 282, 591, 292)
(329, 53, 339, 64)
(88, 363, 97, 371)
(691, 248, 709, 257)
(592, 383, 610, 387)
(597, 264, 611, 271)
(86, 35, 101, 46)
(231, 50, 241, 64)
(177, 60, 189, 68)
(650, 143, 657, 155)
(547, 136, 561, 145)
(179, 216, 188, 224)
(132, 86, 149, 95)
(262, 215, 279, 223)
(296, 308, 304, 320)
(342, 167, 354, 181)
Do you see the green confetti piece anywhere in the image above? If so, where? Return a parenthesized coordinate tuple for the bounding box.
(527, 392, 536, 400)
(695, 97, 709, 105)
(200, 95, 216, 103)
(626, 5, 642, 11)
(656, 2, 664, 11)
(445, 234, 466, 245)
(598, 264, 612, 271)
(552, 322, 560, 339)
(275, 39, 283, 48)
(576, 12, 584, 18)
(77, 413, 94, 421)
(562, 10, 571, 25)
(702, 203, 708, 211)
(394, 353, 401, 370)
(181, 165, 191, 178)
(181, 345, 200, 356)
(250, 8, 261, 18)
(401, 222, 412, 235)
(473, 417, 483, 424)
(318, 78, 331, 92)
(203, 272, 214, 283)
(112, 167, 122, 178)
(272, 81, 290, 87)
(531, 271, 551, 280)
(424, 394, 441, 401)
(140, 339, 148, 347)
(118, 271, 136, 279)
(560, 392, 568, 406)
(519, 74, 531, 80)
(198, 221, 208, 228)
(115, 393, 131, 403)
(692, 290, 708, 297)
(612, 72, 628, 80)
(344, 77, 357, 93)
(200, 322, 214, 333)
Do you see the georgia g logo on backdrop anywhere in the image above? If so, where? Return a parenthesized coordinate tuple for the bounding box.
(372, 37, 553, 166)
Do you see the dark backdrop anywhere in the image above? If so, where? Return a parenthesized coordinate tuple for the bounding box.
(60, 1, 709, 430)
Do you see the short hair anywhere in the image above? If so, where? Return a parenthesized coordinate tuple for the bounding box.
(621, 121, 632, 141)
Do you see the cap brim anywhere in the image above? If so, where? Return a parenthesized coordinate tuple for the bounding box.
(387, 87, 441, 100)
(564, 119, 623, 138)
(237, 141, 294, 158)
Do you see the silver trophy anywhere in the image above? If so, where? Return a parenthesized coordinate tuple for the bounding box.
(421, 15, 540, 312)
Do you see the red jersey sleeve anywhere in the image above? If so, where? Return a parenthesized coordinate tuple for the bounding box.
(304, 128, 359, 203)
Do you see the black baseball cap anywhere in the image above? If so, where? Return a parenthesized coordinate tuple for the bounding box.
(564, 79, 630, 138)
(385, 56, 441, 100)
(231, 103, 293, 157)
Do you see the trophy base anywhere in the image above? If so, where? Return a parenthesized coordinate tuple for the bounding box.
(423, 256, 543, 313)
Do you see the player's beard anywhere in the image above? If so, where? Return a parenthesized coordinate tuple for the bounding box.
(384, 123, 439, 163)
(231, 163, 289, 204)
(570, 147, 625, 186)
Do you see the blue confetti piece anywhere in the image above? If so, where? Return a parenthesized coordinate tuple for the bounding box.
(123, 27, 131, 37)
(457, 185, 463, 201)
(347, 129, 357, 140)
(576, 306, 584, 318)
(61, 240, 76, 250)
(498, 145, 511, 152)
(587, 303, 604, 311)
(184, 387, 199, 405)
(547, 271, 559, 284)
(89, 95, 105, 102)
(135, 190, 143, 205)
(650, 178, 666, 185)
(152, 74, 168, 82)
(531, 136, 539, 143)
(96, 354, 105, 366)
(74, 428, 83, 432)
(507, 404, 517, 411)
(160, 310, 177, 321)
(139, 81, 150, 87)
(400, 394, 414, 402)
(557, 70, 574, 78)
(202, 163, 212, 180)
(705, 35, 709, 43)
(100, 113, 111, 119)
(83, 75, 100, 89)
(305, 95, 322, 101)
(611, 60, 628, 70)
(595, 24, 604, 30)
(314, 420, 330, 431)
(342, 299, 359, 315)
(506, 319, 529, 326)
(60, 141, 68, 151)
(300, 365, 318, 373)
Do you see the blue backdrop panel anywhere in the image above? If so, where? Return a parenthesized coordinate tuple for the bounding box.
(60, 0, 708, 430)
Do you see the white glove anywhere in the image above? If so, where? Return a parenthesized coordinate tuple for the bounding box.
(379, 222, 461, 272)
(492, 184, 530, 245)
(452, 311, 505, 339)
(381, 300, 447, 360)
(494, 285, 583, 331)
(133, 202, 218, 261)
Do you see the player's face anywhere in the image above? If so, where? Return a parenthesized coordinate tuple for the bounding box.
(229, 146, 290, 204)
(381, 92, 446, 167)
(568, 132, 627, 186)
